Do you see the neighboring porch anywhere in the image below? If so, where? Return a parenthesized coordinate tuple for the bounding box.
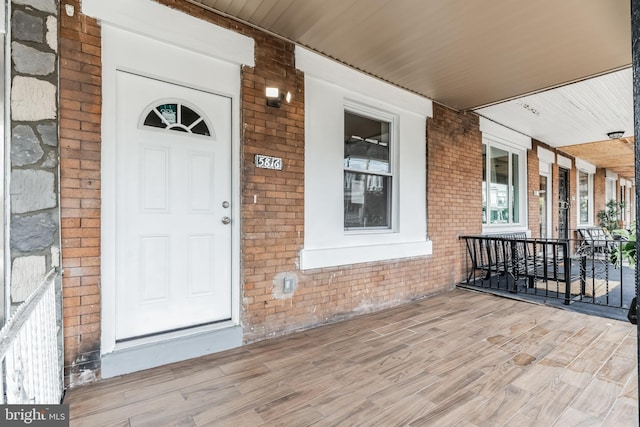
(64, 289, 637, 426)
(460, 234, 637, 322)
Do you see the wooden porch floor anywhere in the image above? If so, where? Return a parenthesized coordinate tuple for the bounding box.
(65, 289, 639, 426)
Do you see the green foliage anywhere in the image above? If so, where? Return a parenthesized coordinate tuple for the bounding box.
(610, 223, 636, 269)
(597, 200, 625, 232)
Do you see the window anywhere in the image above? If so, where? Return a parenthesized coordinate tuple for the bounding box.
(605, 177, 616, 204)
(620, 180, 631, 226)
(578, 169, 593, 225)
(343, 111, 391, 230)
(142, 102, 212, 136)
(539, 174, 549, 239)
(482, 141, 524, 226)
(297, 46, 432, 269)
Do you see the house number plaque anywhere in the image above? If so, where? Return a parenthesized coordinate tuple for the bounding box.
(255, 154, 283, 170)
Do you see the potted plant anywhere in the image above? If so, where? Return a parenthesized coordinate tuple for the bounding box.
(609, 222, 637, 324)
(610, 223, 635, 268)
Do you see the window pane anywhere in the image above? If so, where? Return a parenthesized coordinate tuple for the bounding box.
(489, 147, 509, 224)
(144, 109, 166, 129)
(579, 171, 589, 223)
(482, 144, 487, 224)
(344, 171, 390, 228)
(539, 175, 548, 238)
(191, 120, 211, 136)
(181, 105, 199, 127)
(511, 153, 519, 223)
(606, 179, 616, 203)
(143, 103, 211, 136)
(344, 111, 390, 173)
(344, 110, 391, 230)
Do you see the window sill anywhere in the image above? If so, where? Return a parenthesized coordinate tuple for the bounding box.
(482, 226, 531, 236)
(299, 240, 432, 270)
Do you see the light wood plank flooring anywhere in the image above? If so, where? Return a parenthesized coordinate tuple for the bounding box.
(65, 289, 639, 426)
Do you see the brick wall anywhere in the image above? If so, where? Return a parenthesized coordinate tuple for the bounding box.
(426, 104, 483, 281)
(59, 0, 102, 385)
(60, 0, 484, 384)
(528, 146, 540, 238)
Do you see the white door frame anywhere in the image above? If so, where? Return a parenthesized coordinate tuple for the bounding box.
(88, 1, 254, 375)
(539, 170, 552, 239)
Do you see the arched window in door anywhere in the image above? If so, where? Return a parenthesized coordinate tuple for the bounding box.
(141, 101, 214, 137)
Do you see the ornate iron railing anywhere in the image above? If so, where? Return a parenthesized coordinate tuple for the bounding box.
(0, 269, 62, 404)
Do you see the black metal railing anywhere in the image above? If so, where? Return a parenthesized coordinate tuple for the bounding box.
(459, 234, 633, 310)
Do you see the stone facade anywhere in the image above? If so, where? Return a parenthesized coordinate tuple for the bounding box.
(9, 0, 59, 302)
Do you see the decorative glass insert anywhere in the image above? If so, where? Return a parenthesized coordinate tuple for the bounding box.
(143, 102, 211, 136)
(343, 110, 391, 229)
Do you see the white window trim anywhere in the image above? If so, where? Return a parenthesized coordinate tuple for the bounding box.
(298, 48, 432, 270)
(575, 158, 595, 226)
(537, 146, 555, 165)
(577, 168, 594, 226)
(538, 149, 554, 238)
(343, 101, 397, 232)
(481, 133, 530, 234)
(479, 117, 531, 150)
(557, 155, 572, 170)
(296, 47, 432, 116)
(539, 169, 552, 239)
(605, 176, 617, 203)
(575, 158, 596, 174)
(539, 160, 552, 175)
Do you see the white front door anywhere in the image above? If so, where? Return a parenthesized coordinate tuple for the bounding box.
(115, 71, 232, 341)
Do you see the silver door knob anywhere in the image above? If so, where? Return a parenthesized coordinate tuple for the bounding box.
(222, 201, 230, 208)
(221, 216, 231, 225)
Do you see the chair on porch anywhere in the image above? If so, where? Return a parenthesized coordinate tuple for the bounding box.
(576, 227, 615, 257)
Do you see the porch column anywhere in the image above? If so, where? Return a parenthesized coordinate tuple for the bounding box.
(632, 0, 640, 420)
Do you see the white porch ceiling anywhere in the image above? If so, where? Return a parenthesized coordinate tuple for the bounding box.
(187, 0, 634, 177)
(475, 68, 635, 180)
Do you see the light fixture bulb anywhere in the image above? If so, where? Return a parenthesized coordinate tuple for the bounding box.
(265, 87, 291, 108)
(607, 131, 624, 139)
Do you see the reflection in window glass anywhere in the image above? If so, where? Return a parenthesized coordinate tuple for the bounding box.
(489, 146, 509, 224)
(482, 144, 487, 223)
(143, 102, 211, 136)
(512, 153, 519, 223)
(482, 142, 522, 226)
(539, 175, 548, 239)
(605, 178, 616, 204)
(343, 111, 391, 229)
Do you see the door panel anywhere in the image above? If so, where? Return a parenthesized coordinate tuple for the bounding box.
(115, 71, 232, 340)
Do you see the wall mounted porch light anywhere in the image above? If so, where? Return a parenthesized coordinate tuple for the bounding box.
(266, 87, 291, 108)
(607, 131, 624, 139)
